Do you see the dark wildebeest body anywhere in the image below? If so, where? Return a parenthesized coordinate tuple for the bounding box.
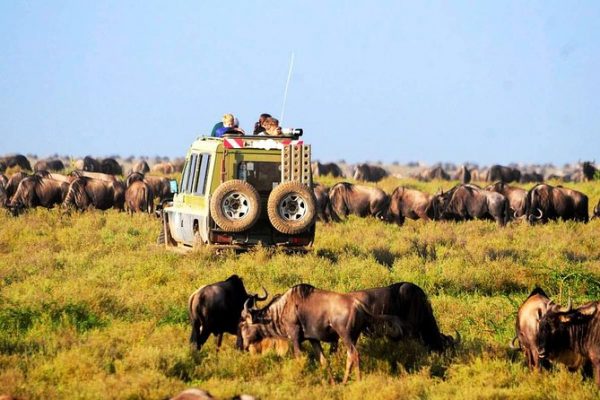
(63, 175, 125, 211)
(188, 275, 267, 351)
(512, 288, 551, 370)
(484, 182, 527, 219)
(537, 301, 600, 385)
(524, 184, 588, 223)
(125, 181, 154, 214)
(420, 166, 450, 181)
(127, 172, 170, 202)
(329, 182, 389, 221)
(131, 160, 150, 174)
(582, 161, 597, 182)
(350, 282, 456, 352)
(519, 172, 544, 183)
(313, 183, 331, 222)
(312, 162, 344, 178)
(0, 154, 32, 172)
(5, 172, 29, 199)
(82, 156, 102, 172)
(454, 165, 471, 184)
(34, 159, 65, 173)
(486, 165, 521, 183)
(431, 184, 509, 226)
(101, 158, 123, 176)
(353, 163, 388, 182)
(387, 187, 434, 225)
(9, 175, 69, 213)
(240, 284, 405, 383)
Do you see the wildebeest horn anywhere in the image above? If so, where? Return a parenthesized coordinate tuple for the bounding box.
(509, 336, 520, 350)
(566, 297, 573, 312)
(535, 208, 543, 219)
(255, 286, 268, 301)
(243, 298, 252, 315)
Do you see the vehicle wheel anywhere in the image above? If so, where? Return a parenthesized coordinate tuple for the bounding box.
(210, 180, 261, 232)
(267, 181, 316, 234)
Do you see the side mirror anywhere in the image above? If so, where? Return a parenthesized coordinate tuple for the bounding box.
(169, 179, 179, 194)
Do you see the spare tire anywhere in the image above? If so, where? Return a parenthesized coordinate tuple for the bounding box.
(210, 180, 261, 232)
(267, 181, 316, 235)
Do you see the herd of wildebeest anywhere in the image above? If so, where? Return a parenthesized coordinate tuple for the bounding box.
(3, 153, 600, 396)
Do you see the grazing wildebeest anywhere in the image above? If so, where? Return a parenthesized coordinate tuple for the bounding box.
(188, 275, 267, 351)
(524, 184, 588, 224)
(0, 154, 32, 172)
(420, 166, 450, 181)
(125, 181, 154, 214)
(350, 282, 458, 352)
(594, 199, 600, 220)
(33, 159, 65, 173)
(386, 187, 434, 225)
(152, 162, 175, 175)
(240, 284, 405, 383)
(101, 158, 123, 175)
(511, 287, 551, 370)
(313, 183, 331, 222)
(311, 162, 344, 178)
(537, 301, 600, 385)
(5, 172, 29, 199)
(328, 182, 390, 221)
(353, 163, 388, 182)
(82, 156, 102, 172)
(454, 165, 471, 184)
(582, 161, 597, 182)
(484, 182, 527, 219)
(63, 175, 125, 211)
(486, 165, 521, 183)
(431, 184, 509, 226)
(8, 175, 69, 213)
(127, 172, 171, 202)
(519, 172, 544, 184)
(131, 160, 150, 174)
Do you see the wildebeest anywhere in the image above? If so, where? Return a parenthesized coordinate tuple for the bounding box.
(311, 162, 344, 178)
(386, 187, 434, 225)
(524, 184, 588, 223)
(431, 184, 509, 226)
(125, 181, 154, 214)
(484, 182, 527, 219)
(512, 287, 551, 370)
(240, 284, 405, 383)
(350, 282, 458, 352)
(188, 275, 267, 351)
(485, 165, 521, 183)
(63, 174, 125, 211)
(328, 182, 389, 221)
(152, 162, 175, 175)
(582, 161, 597, 182)
(313, 183, 331, 222)
(170, 388, 256, 400)
(419, 166, 450, 181)
(131, 160, 150, 174)
(5, 172, 29, 199)
(33, 159, 65, 173)
(82, 156, 102, 172)
(8, 175, 69, 213)
(519, 172, 544, 183)
(537, 301, 600, 385)
(454, 165, 471, 184)
(0, 154, 32, 172)
(100, 158, 123, 175)
(353, 163, 388, 182)
(594, 199, 600, 220)
(127, 172, 171, 202)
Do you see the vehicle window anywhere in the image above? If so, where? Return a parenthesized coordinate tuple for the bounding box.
(185, 154, 198, 193)
(238, 161, 280, 192)
(180, 157, 192, 192)
(194, 154, 211, 195)
(191, 154, 202, 193)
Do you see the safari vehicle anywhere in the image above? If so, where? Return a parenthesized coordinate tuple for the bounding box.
(158, 131, 316, 250)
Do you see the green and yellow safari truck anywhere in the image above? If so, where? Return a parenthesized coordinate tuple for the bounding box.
(158, 131, 316, 250)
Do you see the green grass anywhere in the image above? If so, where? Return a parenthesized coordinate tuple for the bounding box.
(1, 178, 600, 399)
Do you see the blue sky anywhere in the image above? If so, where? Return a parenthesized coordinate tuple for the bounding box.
(1, 1, 599, 165)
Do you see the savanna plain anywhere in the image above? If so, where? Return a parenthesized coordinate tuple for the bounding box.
(1, 176, 600, 400)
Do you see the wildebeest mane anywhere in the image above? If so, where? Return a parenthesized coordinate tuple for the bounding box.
(527, 287, 548, 299)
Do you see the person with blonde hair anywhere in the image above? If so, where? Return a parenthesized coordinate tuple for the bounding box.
(213, 113, 244, 137)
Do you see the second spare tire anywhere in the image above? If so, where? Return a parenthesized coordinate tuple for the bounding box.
(210, 180, 261, 232)
(267, 181, 316, 235)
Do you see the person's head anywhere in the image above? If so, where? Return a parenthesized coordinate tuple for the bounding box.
(222, 113, 235, 128)
(259, 113, 271, 125)
(263, 117, 280, 136)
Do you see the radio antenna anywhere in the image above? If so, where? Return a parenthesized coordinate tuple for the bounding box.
(280, 52, 295, 125)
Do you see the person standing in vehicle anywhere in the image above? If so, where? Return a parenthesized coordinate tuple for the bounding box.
(253, 113, 272, 135)
(261, 117, 281, 136)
